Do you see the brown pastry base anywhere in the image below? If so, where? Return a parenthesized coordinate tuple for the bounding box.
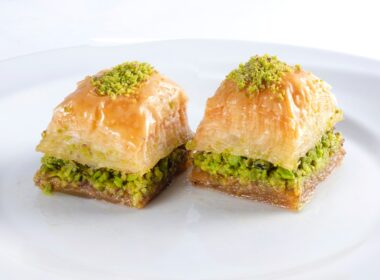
(34, 155, 188, 209)
(190, 147, 345, 210)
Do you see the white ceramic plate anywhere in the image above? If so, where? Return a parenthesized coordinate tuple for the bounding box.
(1, 40, 380, 280)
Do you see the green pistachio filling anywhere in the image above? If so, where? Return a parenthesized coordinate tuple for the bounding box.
(226, 54, 299, 96)
(192, 131, 342, 192)
(91, 61, 155, 98)
(36, 147, 186, 208)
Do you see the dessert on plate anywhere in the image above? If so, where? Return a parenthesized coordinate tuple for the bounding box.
(188, 54, 344, 210)
(34, 61, 192, 208)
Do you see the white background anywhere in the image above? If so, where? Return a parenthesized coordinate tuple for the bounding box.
(1, 0, 380, 61)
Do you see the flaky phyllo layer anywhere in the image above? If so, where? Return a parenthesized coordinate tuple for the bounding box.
(190, 55, 343, 171)
(37, 62, 192, 174)
(191, 130, 343, 193)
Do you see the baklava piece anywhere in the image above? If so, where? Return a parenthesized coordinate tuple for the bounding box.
(34, 61, 192, 208)
(188, 55, 344, 210)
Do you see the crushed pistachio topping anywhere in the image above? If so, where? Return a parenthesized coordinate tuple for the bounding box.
(191, 130, 343, 192)
(226, 54, 296, 96)
(41, 130, 47, 139)
(36, 146, 187, 208)
(294, 64, 302, 72)
(42, 183, 52, 195)
(91, 61, 155, 98)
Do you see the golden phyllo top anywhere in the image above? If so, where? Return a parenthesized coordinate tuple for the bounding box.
(37, 61, 192, 174)
(190, 55, 343, 170)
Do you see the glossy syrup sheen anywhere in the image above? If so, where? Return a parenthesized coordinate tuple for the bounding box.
(192, 70, 343, 170)
(37, 73, 192, 173)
